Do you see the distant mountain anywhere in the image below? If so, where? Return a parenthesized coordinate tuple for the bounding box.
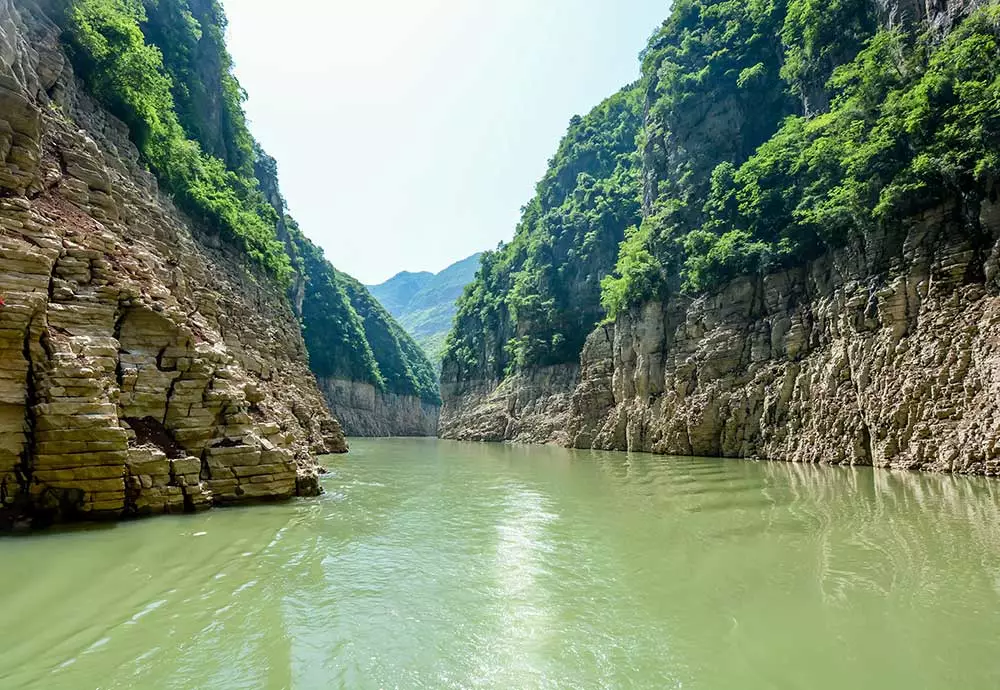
(368, 253, 483, 369)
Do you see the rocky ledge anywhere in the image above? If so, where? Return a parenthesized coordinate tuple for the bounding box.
(442, 201, 1000, 476)
(0, 0, 344, 527)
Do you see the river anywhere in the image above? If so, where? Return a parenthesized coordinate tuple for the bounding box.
(1, 438, 999, 689)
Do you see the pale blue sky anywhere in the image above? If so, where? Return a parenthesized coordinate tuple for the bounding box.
(224, 0, 667, 284)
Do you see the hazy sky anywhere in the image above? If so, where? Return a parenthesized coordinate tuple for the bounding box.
(224, 0, 666, 284)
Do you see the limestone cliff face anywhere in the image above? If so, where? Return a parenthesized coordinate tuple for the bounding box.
(440, 0, 1000, 475)
(439, 365, 576, 445)
(442, 203, 1000, 475)
(874, 0, 985, 29)
(0, 0, 345, 525)
(320, 379, 439, 437)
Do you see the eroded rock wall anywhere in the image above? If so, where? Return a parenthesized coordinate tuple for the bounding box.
(874, 0, 987, 30)
(441, 202, 1000, 475)
(0, 0, 345, 525)
(439, 365, 577, 445)
(320, 378, 439, 437)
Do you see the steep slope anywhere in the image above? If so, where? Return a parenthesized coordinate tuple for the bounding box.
(367, 252, 482, 366)
(441, 0, 1000, 475)
(0, 0, 440, 525)
(0, 0, 348, 526)
(440, 86, 643, 441)
(367, 270, 434, 316)
(291, 230, 440, 436)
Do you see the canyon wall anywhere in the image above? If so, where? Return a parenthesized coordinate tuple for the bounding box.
(439, 0, 1000, 475)
(320, 379, 439, 437)
(0, 0, 344, 526)
(289, 233, 441, 438)
(439, 365, 576, 445)
(442, 203, 1000, 476)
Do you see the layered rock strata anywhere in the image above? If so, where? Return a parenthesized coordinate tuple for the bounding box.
(0, 0, 344, 526)
(442, 203, 1000, 475)
(320, 379, 439, 437)
(438, 365, 576, 445)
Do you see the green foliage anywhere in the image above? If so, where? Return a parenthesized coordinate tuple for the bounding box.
(595, 0, 803, 316)
(442, 249, 513, 380)
(599, 224, 661, 316)
(60, 0, 290, 280)
(726, 8, 1000, 265)
(289, 229, 440, 403)
(337, 272, 441, 404)
(780, 0, 876, 109)
(442, 87, 643, 380)
(141, 0, 256, 175)
(62, 0, 171, 147)
(367, 253, 482, 370)
(601, 1, 1000, 317)
(288, 226, 382, 387)
(57, 0, 437, 400)
(641, 0, 796, 230)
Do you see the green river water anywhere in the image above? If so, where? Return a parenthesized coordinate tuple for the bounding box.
(2, 438, 999, 689)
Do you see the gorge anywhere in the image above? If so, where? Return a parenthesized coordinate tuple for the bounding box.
(2, 439, 999, 688)
(1, 0, 1000, 686)
(0, 0, 438, 527)
(368, 252, 482, 372)
(3, 0, 1000, 529)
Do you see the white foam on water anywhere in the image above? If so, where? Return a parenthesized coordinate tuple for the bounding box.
(127, 599, 168, 625)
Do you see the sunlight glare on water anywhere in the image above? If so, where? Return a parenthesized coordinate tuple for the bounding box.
(1, 438, 999, 689)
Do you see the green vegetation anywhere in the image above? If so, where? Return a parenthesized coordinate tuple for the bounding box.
(443, 87, 643, 381)
(58, 0, 289, 279)
(367, 253, 482, 369)
(606, 1, 1000, 311)
(290, 229, 440, 404)
(141, 0, 256, 175)
(337, 272, 440, 404)
(57, 0, 439, 401)
(779, 0, 876, 111)
(57, 0, 1000, 399)
(289, 226, 382, 387)
(639, 0, 795, 229)
(447, 0, 1000, 386)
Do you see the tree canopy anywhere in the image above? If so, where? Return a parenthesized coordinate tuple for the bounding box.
(447, 0, 1000, 386)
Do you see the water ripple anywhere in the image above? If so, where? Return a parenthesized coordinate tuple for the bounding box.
(0, 440, 998, 689)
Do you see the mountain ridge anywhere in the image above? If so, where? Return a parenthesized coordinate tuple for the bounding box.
(368, 253, 483, 368)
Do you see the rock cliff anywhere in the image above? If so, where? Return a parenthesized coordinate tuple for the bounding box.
(442, 202, 1000, 475)
(440, 0, 1000, 476)
(320, 379, 439, 437)
(0, 0, 345, 526)
(289, 231, 441, 437)
(439, 365, 577, 445)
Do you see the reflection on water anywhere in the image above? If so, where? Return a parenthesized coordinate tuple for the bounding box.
(0, 439, 998, 689)
(478, 485, 556, 685)
(762, 460, 1000, 604)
